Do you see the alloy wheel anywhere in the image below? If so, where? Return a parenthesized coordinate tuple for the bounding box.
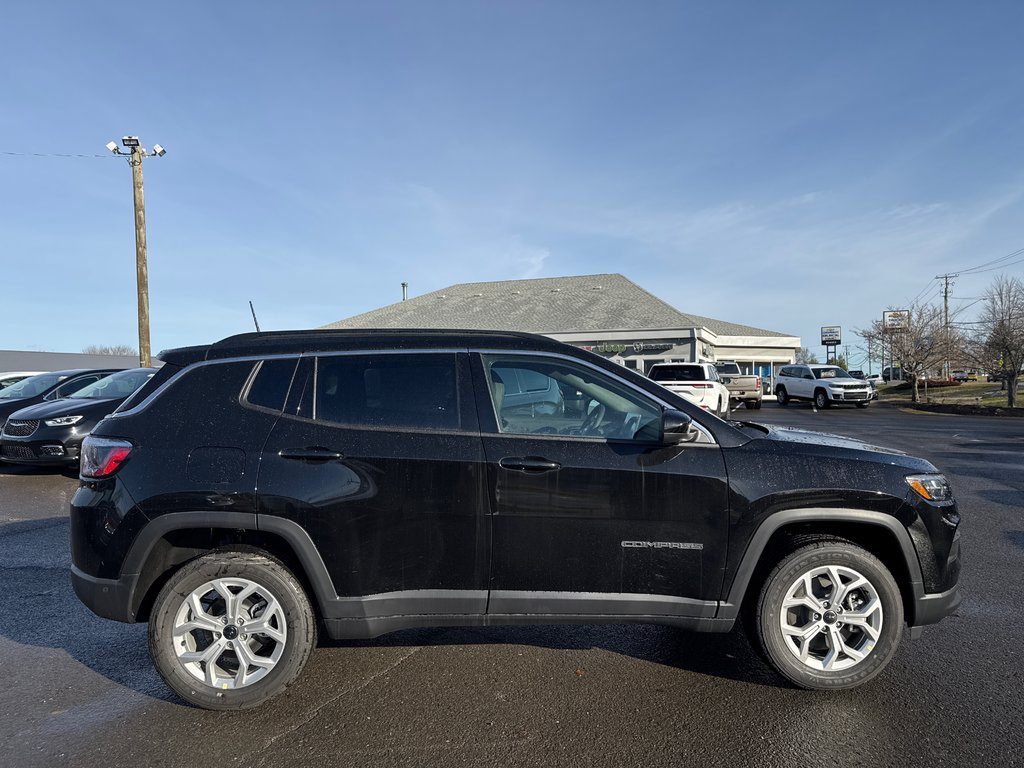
(779, 565, 883, 672)
(172, 577, 288, 689)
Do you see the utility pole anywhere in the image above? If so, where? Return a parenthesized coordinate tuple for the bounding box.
(935, 273, 958, 381)
(106, 137, 166, 367)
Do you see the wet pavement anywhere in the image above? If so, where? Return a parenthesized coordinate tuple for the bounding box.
(0, 404, 1021, 767)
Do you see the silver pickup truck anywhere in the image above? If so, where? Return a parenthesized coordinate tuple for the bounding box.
(713, 361, 763, 410)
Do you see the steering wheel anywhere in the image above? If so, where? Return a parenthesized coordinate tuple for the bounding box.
(580, 403, 606, 435)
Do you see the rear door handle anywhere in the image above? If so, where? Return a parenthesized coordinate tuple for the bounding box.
(279, 447, 344, 462)
(498, 456, 561, 473)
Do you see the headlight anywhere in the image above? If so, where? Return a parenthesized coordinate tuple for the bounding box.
(905, 473, 952, 502)
(44, 415, 84, 427)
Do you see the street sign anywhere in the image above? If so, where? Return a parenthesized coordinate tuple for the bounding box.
(883, 310, 909, 331)
(820, 326, 841, 345)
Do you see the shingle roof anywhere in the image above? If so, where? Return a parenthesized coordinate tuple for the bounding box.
(322, 273, 792, 338)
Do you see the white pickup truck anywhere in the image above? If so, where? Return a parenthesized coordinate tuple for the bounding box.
(713, 361, 763, 410)
(647, 362, 731, 418)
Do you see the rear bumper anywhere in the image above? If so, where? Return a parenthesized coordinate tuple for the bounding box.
(71, 565, 138, 623)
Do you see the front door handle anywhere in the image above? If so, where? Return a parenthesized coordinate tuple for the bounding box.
(279, 446, 344, 463)
(498, 456, 561, 473)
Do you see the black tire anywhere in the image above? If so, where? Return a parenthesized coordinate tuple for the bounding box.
(753, 540, 903, 690)
(814, 389, 830, 409)
(755, 400, 763, 410)
(148, 551, 317, 710)
(776, 387, 789, 406)
(746, 400, 759, 410)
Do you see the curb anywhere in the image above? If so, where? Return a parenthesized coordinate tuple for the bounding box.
(874, 400, 1024, 417)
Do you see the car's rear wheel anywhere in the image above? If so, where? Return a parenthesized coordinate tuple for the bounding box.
(776, 387, 789, 406)
(814, 389, 830, 409)
(149, 551, 316, 710)
(754, 540, 903, 690)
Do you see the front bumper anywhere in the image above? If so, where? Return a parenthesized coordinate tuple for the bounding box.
(909, 583, 962, 638)
(0, 438, 79, 464)
(0, 428, 82, 465)
(828, 388, 872, 403)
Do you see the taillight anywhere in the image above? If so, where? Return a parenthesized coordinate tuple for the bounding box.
(755, 376, 761, 389)
(80, 436, 133, 479)
(691, 383, 713, 388)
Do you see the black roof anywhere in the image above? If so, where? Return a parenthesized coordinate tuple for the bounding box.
(158, 328, 569, 366)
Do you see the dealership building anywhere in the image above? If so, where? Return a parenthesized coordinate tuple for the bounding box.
(323, 274, 800, 384)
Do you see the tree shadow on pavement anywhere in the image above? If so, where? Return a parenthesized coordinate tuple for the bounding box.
(0, 517, 174, 703)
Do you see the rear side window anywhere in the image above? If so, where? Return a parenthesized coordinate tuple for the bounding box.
(244, 358, 298, 412)
(315, 354, 459, 430)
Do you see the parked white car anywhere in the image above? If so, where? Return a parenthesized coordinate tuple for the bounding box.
(648, 362, 731, 417)
(775, 365, 873, 408)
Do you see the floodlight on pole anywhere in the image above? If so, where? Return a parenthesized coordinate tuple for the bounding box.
(106, 135, 167, 368)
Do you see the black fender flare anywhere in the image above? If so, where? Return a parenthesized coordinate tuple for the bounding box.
(717, 508, 925, 621)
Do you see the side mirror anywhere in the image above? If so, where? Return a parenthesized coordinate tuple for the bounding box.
(661, 408, 697, 444)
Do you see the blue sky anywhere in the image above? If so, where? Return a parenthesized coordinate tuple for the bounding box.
(3, 1, 1023, 367)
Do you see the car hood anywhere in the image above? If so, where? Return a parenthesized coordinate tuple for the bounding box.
(8, 396, 123, 422)
(761, 424, 908, 456)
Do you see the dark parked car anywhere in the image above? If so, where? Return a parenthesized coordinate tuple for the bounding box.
(0, 369, 122, 429)
(71, 330, 961, 709)
(1, 368, 156, 466)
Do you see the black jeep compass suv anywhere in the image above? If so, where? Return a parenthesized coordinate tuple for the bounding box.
(70, 330, 961, 709)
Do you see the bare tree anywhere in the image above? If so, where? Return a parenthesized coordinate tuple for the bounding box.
(795, 346, 818, 364)
(83, 344, 138, 356)
(968, 275, 1024, 407)
(858, 303, 946, 402)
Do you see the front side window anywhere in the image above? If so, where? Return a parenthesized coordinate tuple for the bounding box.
(315, 354, 459, 430)
(53, 375, 101, 398)
(484, 355, 661, 441)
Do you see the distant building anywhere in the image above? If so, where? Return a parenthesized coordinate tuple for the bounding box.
(323, 273, 800, 384)
(0, 349, 139, 374)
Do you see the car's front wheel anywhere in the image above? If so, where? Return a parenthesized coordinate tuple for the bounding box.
(148, 551, 316, 710)
(814, 389, 830, 409)
(753, 540, 903, 690)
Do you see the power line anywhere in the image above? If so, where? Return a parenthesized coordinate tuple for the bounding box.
(1, 150, 120, 159)
(956, 247, 1024, 275)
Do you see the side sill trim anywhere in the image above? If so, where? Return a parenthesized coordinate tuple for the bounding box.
(324, 613, 735, 640)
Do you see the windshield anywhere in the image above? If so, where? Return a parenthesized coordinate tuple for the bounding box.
(812, 366, 853, 380)
(0, 373, 62, 400)
(70, 369, 155, 400)
(714, 363, 740, 375)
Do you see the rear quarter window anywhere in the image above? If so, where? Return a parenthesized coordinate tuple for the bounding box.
(243, 358, 299, 412)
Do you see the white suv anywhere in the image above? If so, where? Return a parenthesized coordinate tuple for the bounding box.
(648, 362, 731, 418)
(775, 365, 872, 409)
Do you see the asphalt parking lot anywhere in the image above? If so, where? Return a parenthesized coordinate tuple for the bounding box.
(1, 403, 1021, 768)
